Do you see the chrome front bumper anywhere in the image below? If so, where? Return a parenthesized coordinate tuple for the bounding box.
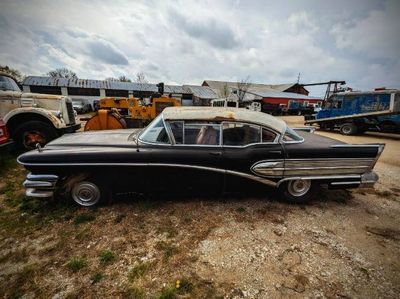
(23, 173, 59, 198)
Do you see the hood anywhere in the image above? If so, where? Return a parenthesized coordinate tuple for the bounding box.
(46, 129, 142, 147)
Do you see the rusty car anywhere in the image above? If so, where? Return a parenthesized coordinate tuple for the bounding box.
(17, 107, 384, 207)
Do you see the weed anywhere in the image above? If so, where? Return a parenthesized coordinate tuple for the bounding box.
(176, 278, 194, 295)
(67, 256, 87, 272)
(124, 287, 145, 299)
(114, 213, 126, 223)
(91, 272, 103, 284)
(99, 250, 116, 264)
(128, 261, 151, 281)
(236, 207, 246, 213)
(75, 228, 92, 241)
(158, 286, 176, 299)
(74, 213, 96, 224)
(155, 241, 178, 260)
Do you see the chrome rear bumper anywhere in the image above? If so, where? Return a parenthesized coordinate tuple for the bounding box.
(23, 173, 59, 198)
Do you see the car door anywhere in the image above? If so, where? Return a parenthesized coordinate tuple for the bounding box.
(150, 120, 224, 194)
(221, 122, 284, 193)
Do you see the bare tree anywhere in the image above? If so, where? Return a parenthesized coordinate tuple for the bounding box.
(218, 82, 231, 98)
(118, 75, 132, 82)
(134, 72, 149, 97)
(47, 68, 77, 79)
(135, 72, 148, 84)
(0, 65, 24, 82)
(236, 76, 252, 103)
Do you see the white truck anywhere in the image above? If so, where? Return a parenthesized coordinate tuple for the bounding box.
(0, 73, 80, 150)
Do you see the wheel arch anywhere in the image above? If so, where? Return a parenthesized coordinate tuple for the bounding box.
(5, 110, 60, 135)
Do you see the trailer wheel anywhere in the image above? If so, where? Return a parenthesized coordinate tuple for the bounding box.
(340, 123, 358, 135)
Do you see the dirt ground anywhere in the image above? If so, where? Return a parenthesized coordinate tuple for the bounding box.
(0, 116, 400, 298)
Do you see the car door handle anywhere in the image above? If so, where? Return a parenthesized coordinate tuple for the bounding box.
(209, 152, 222, 156)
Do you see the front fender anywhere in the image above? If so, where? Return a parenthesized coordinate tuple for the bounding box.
(4, 108, 65, 129)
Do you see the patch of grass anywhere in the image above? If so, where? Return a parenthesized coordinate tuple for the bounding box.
(114, 213, 126, 224)
(158, 286, 176, 299)
(74, 213, 96, 225)
(176, 278, 194, 295)
(155, 241, 179, 260)
(91, 272, 103, 284)
(123, 287, 145, 299)
(74, 228, 92, 241)
(99, 249, 116, 264)
(236, 207, 246, 213)
(67, 256, 87, 272)
(128, 261, 152, 281)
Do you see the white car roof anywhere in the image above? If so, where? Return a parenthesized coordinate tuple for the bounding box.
(162, 107, 286, 134)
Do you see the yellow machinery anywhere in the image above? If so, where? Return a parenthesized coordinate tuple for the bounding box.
(84, 96, 181, 131)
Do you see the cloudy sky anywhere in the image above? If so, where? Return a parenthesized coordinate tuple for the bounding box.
(0, 0, 399, 95)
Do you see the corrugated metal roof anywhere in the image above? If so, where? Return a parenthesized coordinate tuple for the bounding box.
(247, 90, 321, 100)
(22, 76, 186, 93)
(202, 80, 299, 93)
(183, 85, 218, 99)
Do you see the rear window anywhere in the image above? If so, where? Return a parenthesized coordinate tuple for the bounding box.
(283, 127, 304, 142)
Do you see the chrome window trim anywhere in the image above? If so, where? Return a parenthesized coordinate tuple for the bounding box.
(221, 121, 280, 147)
(137, 114, 172, 146)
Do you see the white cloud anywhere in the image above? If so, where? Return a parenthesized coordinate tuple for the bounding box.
(0, 0, 399, 93)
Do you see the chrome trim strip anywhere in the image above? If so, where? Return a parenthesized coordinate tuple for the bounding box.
(330, 144, 384, 148)
(251, 160, 285, 177)
(18, 162, 277, 187)
(330, 181, 361, 186)
(277, 175, 361, 187)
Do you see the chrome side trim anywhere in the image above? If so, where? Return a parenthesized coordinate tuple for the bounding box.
(330, 144, 384, 148)
(251, 160, 284, 177)
(18, 163, 277, 187)
(330, 181, 361, 186)
(277, 175, 361, 187)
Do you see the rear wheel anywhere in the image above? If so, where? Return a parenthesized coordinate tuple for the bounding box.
(340, 123, 358, 135)
(278, 179, 315, 204)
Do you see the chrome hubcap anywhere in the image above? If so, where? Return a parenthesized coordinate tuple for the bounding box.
(72, 181, 100, 207)
(287, 179, 311, 197)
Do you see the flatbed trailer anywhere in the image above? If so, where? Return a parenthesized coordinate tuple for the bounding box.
(304, 89, 400, 135)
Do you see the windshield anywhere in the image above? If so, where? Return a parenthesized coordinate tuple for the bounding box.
(282, 127, 304, 142)
(0, 76, 21, 92)
(139, 114, 170, 144)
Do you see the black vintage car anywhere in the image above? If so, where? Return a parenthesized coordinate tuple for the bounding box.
(18, 107, 384, 207)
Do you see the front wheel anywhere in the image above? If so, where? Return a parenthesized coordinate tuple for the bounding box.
(278, 179, 316, 204)
(63, 175, 109, 207)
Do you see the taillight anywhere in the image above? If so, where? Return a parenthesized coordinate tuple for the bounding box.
(0, 127, 4, 137)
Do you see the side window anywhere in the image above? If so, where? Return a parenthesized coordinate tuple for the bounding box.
(262, 128, 276, 142)
(139, 115, 170, 144)
(185, 123, 220, 145)
(169, 121, 184, 144)
(223, 122, 261, 146)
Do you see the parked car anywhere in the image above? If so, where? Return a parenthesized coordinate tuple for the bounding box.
(0, 118, 13, 157)
(18, 107, 384, 207)
(72, 98, 92, 114)
(0, 72, 80, 150)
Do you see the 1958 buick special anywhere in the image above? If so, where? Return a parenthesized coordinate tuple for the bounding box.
(18, 107, 384, 207)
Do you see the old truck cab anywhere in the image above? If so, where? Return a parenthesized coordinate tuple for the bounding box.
(0, 73, 80, 150)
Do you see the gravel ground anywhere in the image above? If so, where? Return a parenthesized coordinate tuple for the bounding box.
(0, 116, 399, 298)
